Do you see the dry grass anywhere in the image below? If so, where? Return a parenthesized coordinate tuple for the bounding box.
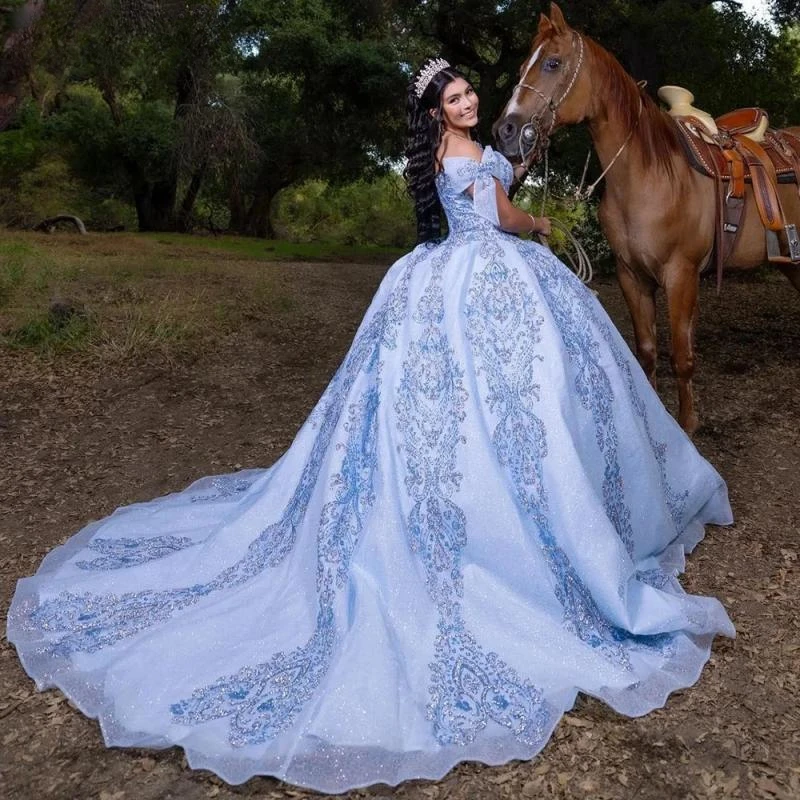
(0, 232, 308, 361)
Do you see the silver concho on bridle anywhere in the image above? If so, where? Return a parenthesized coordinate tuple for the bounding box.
(513, 33, 585, 169)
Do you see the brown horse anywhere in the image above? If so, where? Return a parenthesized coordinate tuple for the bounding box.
(493, 3, 800, 434)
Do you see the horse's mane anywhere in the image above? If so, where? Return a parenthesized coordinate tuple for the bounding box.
(584, 36, 681, 177)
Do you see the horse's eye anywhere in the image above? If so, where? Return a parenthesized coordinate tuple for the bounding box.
(543, 57, 561, 72)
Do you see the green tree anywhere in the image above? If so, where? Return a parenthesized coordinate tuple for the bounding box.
(227, 0, 407, 237)
(771, 0, 799, 26)
(394, 0, 800, 180)
(11, 0, 252, 231)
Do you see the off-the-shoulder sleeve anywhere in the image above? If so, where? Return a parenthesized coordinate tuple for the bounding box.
(440, 148, 501, 227)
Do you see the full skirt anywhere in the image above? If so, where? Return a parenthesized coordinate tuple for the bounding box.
(7, 231, 734, 792)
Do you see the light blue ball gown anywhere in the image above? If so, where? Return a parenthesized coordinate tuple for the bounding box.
(7, 146, 735, 793)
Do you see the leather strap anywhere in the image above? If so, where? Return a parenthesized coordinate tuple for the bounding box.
(713, 178, 746, 292)
(736, 135, 785, 232)
(723, 148, 745, 199)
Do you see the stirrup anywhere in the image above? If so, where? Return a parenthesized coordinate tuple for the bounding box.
(767, 230, 782, 261)
(786, 223, 800, 262)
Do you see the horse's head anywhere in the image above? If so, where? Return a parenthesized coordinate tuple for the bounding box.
(493, 3, 591, 173)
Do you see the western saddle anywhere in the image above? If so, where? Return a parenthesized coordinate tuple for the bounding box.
(659, 86, 800, 288)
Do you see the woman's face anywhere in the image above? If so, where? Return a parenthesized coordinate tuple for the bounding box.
(439, 77, 479, 131)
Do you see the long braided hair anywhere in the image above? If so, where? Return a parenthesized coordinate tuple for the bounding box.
(403, 62, 474, 244)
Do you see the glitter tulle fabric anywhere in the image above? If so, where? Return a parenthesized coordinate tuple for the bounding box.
(7, 146, 734, 792)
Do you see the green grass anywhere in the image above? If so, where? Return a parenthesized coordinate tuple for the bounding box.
(0, 240, 55, 308)
(143, 233, 405, 263)
(4, 311, 93, 354)
(88, 301, 198, 361)
(0, 230, 387, 360)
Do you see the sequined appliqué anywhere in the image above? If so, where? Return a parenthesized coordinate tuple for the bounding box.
(396, 305, 552, 748)
(29, 585, 213, 656)
(171, 593, 337, 745)
(532, 253, 635, 556)
(530, 251, 689, 529)
(317, 386, 380, 589)
(26, 258, 415, 658)
(429, 621, 548, 747)
(189, 476, 253, 503)
(75, 536, 197, 571)
(466, 253, 673, 666)
(171, 377, 382, 745)
(395, 327, 468, 608)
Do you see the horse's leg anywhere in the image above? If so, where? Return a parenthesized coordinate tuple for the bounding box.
(777, 264, 800, 294)
(616, 262, 658, 386)
(664, 260, 700, 435)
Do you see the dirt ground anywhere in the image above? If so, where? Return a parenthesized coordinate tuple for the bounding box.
(1, 250, 798, 800)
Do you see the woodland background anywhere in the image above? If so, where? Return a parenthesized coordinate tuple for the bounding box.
(1, 0, 800, 252)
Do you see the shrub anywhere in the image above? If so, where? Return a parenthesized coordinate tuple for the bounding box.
(274, 173, 415, 248)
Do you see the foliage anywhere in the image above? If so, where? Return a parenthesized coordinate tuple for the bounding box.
(225, 0, 408, 236)
(508, 178, 613, 273)
(273, 173, 416, 248)
(0, 0, 798, 248)
(0, 90, 138, 229)
(0, 99, 43, 181)
(771, 0, 800, 26)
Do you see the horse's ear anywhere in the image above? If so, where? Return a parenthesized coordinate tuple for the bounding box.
(537, 12, 552, 35)
(549, 3, 569, 34)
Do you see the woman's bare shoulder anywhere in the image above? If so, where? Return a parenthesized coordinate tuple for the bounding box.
(438, 134, 483, 162)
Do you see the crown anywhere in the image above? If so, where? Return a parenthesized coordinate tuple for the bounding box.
(414, 57, 451, 99)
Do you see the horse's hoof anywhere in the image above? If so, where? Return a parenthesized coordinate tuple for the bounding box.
(681, 414, 700, 437)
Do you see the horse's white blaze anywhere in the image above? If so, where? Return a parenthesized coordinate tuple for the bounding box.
(506, 44, 543, 114)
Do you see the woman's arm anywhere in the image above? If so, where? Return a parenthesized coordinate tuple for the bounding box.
(439, 136, 551, 236)
(494, 182, 552, 236)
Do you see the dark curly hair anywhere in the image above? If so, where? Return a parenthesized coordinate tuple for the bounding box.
(403, 62, 474, 244)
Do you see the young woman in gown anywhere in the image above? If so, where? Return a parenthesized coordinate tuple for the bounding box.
(7, 59, 735, 792)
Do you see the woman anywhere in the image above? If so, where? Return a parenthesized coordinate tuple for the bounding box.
(7, 60, 734, 793)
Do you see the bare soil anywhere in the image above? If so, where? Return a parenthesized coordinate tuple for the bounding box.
(1, 250, 798, 800)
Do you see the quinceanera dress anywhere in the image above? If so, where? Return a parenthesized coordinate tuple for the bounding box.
(7, 146, 734, 793)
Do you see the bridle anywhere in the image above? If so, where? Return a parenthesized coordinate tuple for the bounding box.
(510, 32, 643, 200)
(513, 32, 585, 170)
(504, 31, 642, 285)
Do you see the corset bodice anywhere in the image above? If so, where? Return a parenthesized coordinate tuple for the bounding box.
(435, 145, 515, 234)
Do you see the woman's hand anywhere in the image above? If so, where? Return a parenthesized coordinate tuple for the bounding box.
(533, 216, 552, 237)
(494, 183, 555, 238)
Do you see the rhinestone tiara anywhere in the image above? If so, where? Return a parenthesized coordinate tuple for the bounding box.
(413, 57, 451, 99)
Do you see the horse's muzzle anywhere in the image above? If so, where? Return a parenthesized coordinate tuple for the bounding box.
(495, 118, 519, 147)
(493, 113, 546, 168)
(493, 114, 524, 157)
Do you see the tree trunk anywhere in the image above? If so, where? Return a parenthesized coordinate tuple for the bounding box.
(238, 187, 280, 239)
(134, 177, 178, 232)
(228, 174, 245, 232)
(0, 0, 46, 131)
(177, 163, 207, 233)
(33, 215, 87, 234)
(234, 162, 291, 238)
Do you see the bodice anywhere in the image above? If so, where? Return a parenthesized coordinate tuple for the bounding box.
(435, 145, 515, 234)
